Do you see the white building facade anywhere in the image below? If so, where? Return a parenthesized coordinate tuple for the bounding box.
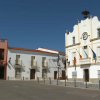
(7, 46, 65, 80)
(65, 16, 100, 83)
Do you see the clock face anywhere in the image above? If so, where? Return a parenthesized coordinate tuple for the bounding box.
(83, 32, 88, 40)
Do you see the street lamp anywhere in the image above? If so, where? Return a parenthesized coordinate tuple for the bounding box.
(57, 53, 60, 80)
(64, 58, 70, 80)
(9, 57, 11, 63)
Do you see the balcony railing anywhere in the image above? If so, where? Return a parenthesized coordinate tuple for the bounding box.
(31, 61, 37, 67)
(15, 60, 22, 65)
(42, 62, 48, 68)
(79, 58, 91, 65)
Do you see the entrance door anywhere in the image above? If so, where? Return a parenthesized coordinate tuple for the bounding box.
(84, 69, 89, 82)
(30, 69, 35, 79)
(54, 71, 57, 79)
(0, 67, 4, 79)
(62, 70, 65, 79)
(15, 68, 21, 78)
(42, 69, 47, 78)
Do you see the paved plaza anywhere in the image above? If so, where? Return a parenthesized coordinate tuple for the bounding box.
(0, 80, 100, 100)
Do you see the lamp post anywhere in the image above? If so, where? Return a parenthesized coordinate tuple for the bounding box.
(57, 53, 60, 80)
(64, 55, 70, 80)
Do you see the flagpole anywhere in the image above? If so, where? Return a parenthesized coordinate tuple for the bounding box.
(69, 51, 76, 71)
(89, 46, 97, 63)
(76, 49, 79, 54)
(74, 57, 76, 71)
(82, 47, 88, 58)
(73, 54, 76, 71)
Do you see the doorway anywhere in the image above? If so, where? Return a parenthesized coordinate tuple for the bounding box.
(62, 70, 65, 79)
(30, 69, 35, 79)
(84, 69, 89, 82)
(0, 67, 4, 79)
(15, 68, 21, 78)
(54, 71, 57, 79)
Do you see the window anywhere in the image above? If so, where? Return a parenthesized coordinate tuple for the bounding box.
(72, 37, 75, 44)
(16, 55, 20, 60)
(16, 55, 20, 65)
(42, 57, 46, 62)
(31, 56, 35, 66)
(1, 39, 5, 42)
(98, 70, 100, 78)
(83, 46, 88, 58)
(42, 57, 46, 67)
(97, 47, 100, 56)
(31, 56, 35, 61)
(97, 29, 100, 37)
(0, 49, 4, 60)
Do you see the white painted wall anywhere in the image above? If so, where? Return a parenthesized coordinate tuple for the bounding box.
(90, 65, 100, 78)
(68, 64, 100, 79)
(7, 49, 64, 80)
(68, 66, 83, 78)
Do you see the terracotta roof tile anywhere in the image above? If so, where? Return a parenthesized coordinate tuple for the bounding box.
(8, 46, 57, 54)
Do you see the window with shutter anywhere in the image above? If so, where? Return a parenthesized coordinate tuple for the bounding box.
(97, 47, 100, 56)
(72, 37, 75, 44)
(31, 56, 35, 66)
(97, 29, 100, 37)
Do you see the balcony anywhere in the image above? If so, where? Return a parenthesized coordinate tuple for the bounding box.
(0, 60, 7, 66)
(42, 62, 48, 69)
(31, 61, 37, 69)
(79, 58, 91, 65)
(15, 60, 22, 66)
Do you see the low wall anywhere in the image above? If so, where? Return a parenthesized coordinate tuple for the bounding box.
(37, 78, 100, 89)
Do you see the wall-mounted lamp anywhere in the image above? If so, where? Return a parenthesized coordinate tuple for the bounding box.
(9, 57, 11, 63)
(68, 61, 70, 65)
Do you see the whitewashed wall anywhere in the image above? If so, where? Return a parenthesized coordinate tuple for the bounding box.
(7, 49, 64, 80)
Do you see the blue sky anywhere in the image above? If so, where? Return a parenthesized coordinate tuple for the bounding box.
(0, 0, 100, 51)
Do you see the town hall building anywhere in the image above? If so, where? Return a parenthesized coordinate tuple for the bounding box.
(65, 11, 100, 83)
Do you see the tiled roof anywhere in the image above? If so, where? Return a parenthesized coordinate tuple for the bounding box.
(8, 46, 57, 54)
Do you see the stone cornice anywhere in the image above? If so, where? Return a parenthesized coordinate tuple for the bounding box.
(90, 37, 100, 42)
(65, 43, 80, 48)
